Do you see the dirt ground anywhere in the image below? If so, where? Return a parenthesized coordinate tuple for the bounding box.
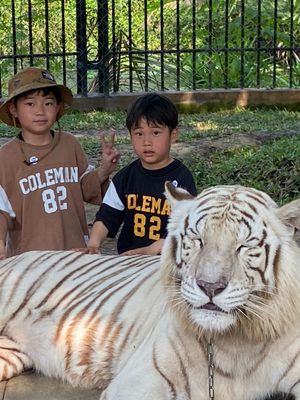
(72, 126, 300, 161)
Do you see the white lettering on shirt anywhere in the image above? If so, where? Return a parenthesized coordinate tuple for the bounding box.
(19, 167, 79, 195)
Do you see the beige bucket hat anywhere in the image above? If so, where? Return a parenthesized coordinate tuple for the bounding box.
(0, 67, 73, 127)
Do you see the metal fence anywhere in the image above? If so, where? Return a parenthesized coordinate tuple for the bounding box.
(0, 0, 299, 99)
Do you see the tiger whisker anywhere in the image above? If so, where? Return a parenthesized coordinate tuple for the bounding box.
(246, 306, 273, 319)
(168, 298, 188, 312)
(236, 307, 252, 322)
(248, 296, 276, 314)
(242, 304, 273, 321)
(248, 300, 273, 311)
(241, 307, 265, 321)
(248, 287, 277, 296)
(248, 294, 271, 304)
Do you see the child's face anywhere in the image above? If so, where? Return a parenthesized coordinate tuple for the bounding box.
(8, 90, 60, 137)
(130, 117, 177, 170)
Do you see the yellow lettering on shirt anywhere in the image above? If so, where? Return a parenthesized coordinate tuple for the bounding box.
(127, 194, 137, 209)
(150, 198, 162, 213)
(161, 200, 171, 215)
(141, 195, 152, 212)
(126, 194, 171, 216)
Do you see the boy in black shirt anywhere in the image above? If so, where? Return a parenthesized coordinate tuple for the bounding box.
(87, 93, 197, 255)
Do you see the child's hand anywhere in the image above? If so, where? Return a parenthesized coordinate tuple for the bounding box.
(98, 131, 120, 181)
(0, 240, 6, 260)
(121, 247, 149, 256)
(86, 246, 101, 255)
(72, 246, 101, 255)
(121, 239, 164, 256)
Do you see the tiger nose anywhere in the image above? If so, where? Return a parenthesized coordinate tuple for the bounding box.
(196, 279, 227, 299)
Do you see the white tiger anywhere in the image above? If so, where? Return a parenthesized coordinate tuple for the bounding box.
(0, 183, 299, 400)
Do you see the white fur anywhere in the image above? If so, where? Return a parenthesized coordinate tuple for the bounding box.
(0, 185, 300, 400)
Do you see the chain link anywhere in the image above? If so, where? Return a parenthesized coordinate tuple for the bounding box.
(208, 339, 215, 400)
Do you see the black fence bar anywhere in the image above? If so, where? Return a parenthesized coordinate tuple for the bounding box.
(45, 0, 50, 69)
(45, 0, 50, 71)
(97, 0, 109, 95)
(127, 0, 132, 92)
(224, 0, 229, 89)
(160, 0, 164, 91)
(11, 0, 17, 74)
(111, 0, 118, 93)
(76, 0, 88, 95)
(208, 0, 213, 90)
(289, 0, 294, 88)
(60, 0, 67, 86)
(28, 0, 33, 66)
(256, 0, 261, 88)
(0, 52, 77, 60)
(0, 0, 299, 98)
(273, 0, 278, 88)
(103, 46, 300, 57)
(144, 0, 149, 92)
(192, 0, 196, 91)
(176, 0, 180, 91)
(240, 0, 245, 89)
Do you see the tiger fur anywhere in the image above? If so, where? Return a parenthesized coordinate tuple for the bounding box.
(0, 183, 300, 400)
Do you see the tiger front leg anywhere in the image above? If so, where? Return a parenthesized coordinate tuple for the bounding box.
(99, 384, 172, 400)
(0, 336, 33, 380)
(99, 369, 175, 400)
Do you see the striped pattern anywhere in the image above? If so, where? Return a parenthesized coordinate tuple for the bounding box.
(0, 251, 161, 388)
(0, 184, 299, 400)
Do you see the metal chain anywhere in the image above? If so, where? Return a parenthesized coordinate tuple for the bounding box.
(208, 338, 215, 400)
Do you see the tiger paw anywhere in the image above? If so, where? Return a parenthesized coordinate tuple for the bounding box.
(0, 336, 33, 380)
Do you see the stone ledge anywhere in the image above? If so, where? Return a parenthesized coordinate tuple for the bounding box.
(72, 88, 300, 113)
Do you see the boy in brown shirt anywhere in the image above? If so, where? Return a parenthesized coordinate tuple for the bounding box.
(0, 67, 119, 258)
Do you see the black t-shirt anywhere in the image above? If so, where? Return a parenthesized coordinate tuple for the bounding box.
(95, 159, 197, 253)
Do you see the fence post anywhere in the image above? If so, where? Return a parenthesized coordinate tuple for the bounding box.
(98, 0, 109, 95)
(76, 0, 88, 96)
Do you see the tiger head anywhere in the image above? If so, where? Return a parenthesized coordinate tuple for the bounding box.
(162, 182, 300, 341)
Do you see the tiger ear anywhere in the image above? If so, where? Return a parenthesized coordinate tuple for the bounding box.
(164, 181, 195, 208)
(276, 199, 300, 234)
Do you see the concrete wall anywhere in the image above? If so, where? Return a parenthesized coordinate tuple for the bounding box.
(72, 89, 300, 113)
(1, 89, 300, 113)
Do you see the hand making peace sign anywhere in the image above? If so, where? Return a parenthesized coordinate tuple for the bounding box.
(97, 130, 120, 183)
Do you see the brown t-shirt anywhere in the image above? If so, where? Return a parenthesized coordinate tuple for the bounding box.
(0, 131, 104, 256)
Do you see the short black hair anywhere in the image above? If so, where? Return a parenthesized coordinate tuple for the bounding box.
(14, 87, 62, 104)
(126, 93, 178, 131)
